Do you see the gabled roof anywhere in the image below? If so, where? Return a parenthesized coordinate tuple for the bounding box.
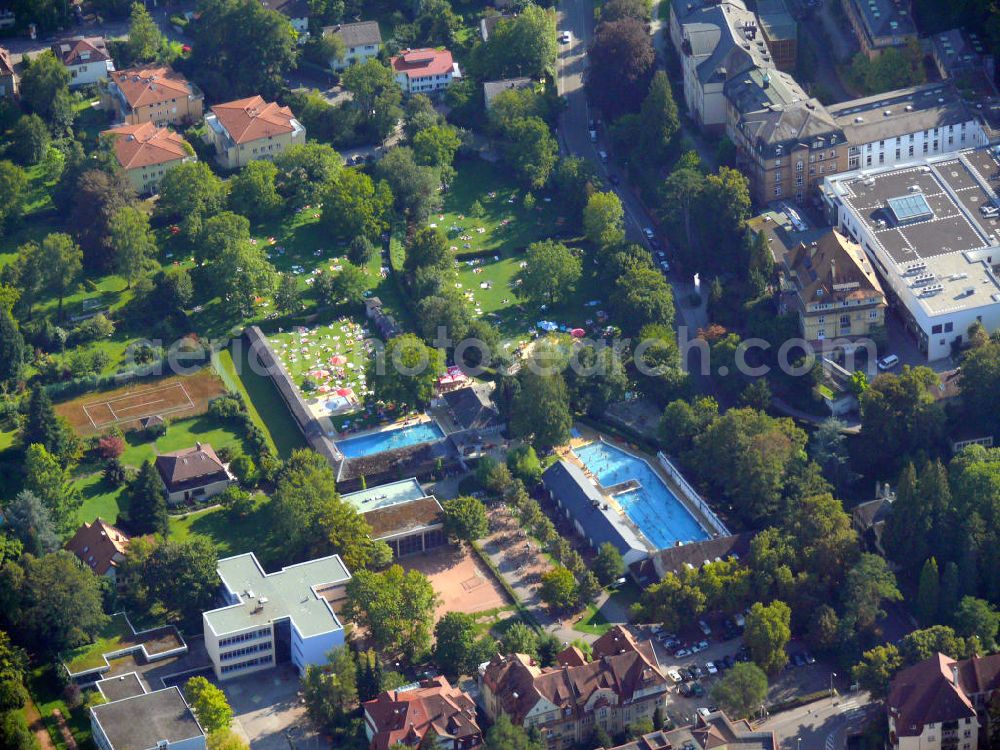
(0, 46, 15, 77)
(391, 48, 454, 78)
(261, 0, 310, 19)
(363, 496, 443, 540)
(109, 66, 198, 110)
(631, 533, 754, 585)
(888, 653, 978, 737)
(324, 20, 382, 48)
(209, 95, 299, 144)
(154, 443, 228, 491)
(363, 676, 482, 750)
(52, 36, 110, 66)
(102, 121, 191, 170)
(785, 229, 885, 309)
(65, 518, 130, 576)
(442, 386, 500, 431)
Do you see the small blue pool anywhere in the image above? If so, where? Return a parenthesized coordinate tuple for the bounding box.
(336, 421, 445, 459)
(574, 441, 709, 549)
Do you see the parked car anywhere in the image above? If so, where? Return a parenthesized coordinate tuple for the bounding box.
(723, 654, 736, 669)
(804, 652, 816, 665)
(697, 707, 712, 719)
(792, 653, 805, 667)
(589, 129, 598, 142)
(679, 683, 692, 697)
(706, 661, 718, 675)
(598, 149, 608, 162)
(689, 664, 704, 679)
(664, 638, 681, 650)
(691, 683, 705, 697)
(643, 227, 655, 241)
(698, 620, 712, 636)
(667, 669, 683, 683)
(559, 30, 571, 43)
(675, 647, 692, 658)
(678, 668, 693, 682)
(878, 353, 900, 371)
(736, 646, 751, 662)
(660, 260, 671, 273)
(695, 640, 710, 652)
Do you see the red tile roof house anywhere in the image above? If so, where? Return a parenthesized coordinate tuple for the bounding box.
(52, 36, 114, 87)
(481, 626, 671, 750)
(103, 65, 205, 127)
(64, 518, 131, 582)
(887, 652, 1000, 750)
(204, 95, 306, 170)
(154, 443, 233, 505)
(363, 676, 483, 750)
(390, 48, 461, 95)
(0, 46, 18, 98)
(101, 121, 195, 195)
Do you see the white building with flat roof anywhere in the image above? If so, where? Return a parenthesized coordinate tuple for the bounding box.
(822, 146, 1000, 360)
(203, 552, 351, 680)
(342, 478, 446, 558)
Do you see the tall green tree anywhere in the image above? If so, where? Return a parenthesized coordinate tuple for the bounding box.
(344, 565, 440, 656)
(126, 461, 169, 536)
(321, 168, 392, 242)
(586, 17, 654, 118)
(955, 596, 999, 651)
(434, 612, 488, 679)
(0, 162, 27, 238)
(613, 266, 674, 334)
(852, 644, 902, 700)
(19, 51, 70, 123)
(369, 334, 443, 410)
(154, 162, 227, 242)
(24, 444, 81, 536)
(109, 206, 157, 288)
(184, 677, 233, 733)
(302, 646, 358, 730)
(38, 233, 82, 321)
(0, 308, 25, 387)
(916, 557, 940, 625)
(4, 491, 59, 556)
(539, 565, 579, 610)
(228, 160, 283, 221)
(480, 5, 557, 79)
(593, 543, 625, 586)
(510, 369, 572, 452)
(502, 116, 557, 189)
(583, 191, 625, 249)
(127, 1, 165, 61)
(484, 715, 543, 750)
(710, 663, 768, 719)
(638, 71, 678, 164)
(516, 241, 581, 306)
(441, 496, 489, 543)
(842, 553, 902, 632)
(744, 600, 791, 675)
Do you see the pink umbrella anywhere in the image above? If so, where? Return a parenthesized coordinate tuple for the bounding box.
(570, 328, 586, 338)
(337, 388, 353, 397)
(329, 355, 347, 366)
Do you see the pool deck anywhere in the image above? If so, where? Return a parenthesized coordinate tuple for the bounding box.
(333, 413, 440, 441)
(559, 424, 721, 547)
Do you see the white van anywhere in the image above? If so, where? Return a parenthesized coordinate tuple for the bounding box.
(877, 354, 900, 371)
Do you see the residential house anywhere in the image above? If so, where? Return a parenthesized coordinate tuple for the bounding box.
(342, 478, 446, 558)
(364, 297, 401, 339)
(484, 77, 532, 108)
(0, 46, 16, 98)
(480, 13, 509, 42)
(324, 21, 382, 70)
(363, 676, 483, 750)
(91, 683, 206, 750)
(725, 66, 846, 204)
(104, 66, 204, 127)
(669, 0, 770, 131)
(391, 48, 460, 95)
(851, 483, 894, 555)
(64, 518, 131, 582)
(52, 36, 114, 87)
(154, 442, 232, 504)
(202, 552, 351, 680)
(829, 82, 988, 172)
(441, 386, 502, 435)
(840, 0, 917, 59)
(886, 652, 1000, 750)
(601, 711, 776, 749)
(204, 95, 305, 169)
(781, 228, 886, 344)
(481, 626, 671, 749)
(261, 0, 310, 40)
(755, 0, 796, 72)
(102, 121, 195, 195)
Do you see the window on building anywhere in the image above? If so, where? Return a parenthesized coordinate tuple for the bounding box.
(932, 324, 943, 334)
(945, 322, 953, 332)
(869, 310, 879, 320)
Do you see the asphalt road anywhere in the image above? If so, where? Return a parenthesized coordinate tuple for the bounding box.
(760, 692, 878, 750)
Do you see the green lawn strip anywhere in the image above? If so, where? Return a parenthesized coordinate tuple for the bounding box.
(118, 414, 247, 468)
(0, 428, 15, 452)
(63, 613, 135, 673)
(27, 664, 91, 750)
(573, 602, 612, 636)
(74, 471, 126, 526)
(214, 349, 278, 455)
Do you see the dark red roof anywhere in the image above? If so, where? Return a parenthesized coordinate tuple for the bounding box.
(390, 48, 454, 78)
(363, 676, 482, 750)
(888, 653, 977, 737)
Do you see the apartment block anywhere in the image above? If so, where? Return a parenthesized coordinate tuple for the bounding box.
(203, 552, 351, 680)
(204, 95, 305, 170)
(840, 0, 916, 59)
(755, 0, 796, 72)
(104, 65, 204, 127)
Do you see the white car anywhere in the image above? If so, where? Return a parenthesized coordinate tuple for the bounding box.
(589, 129, 598, 142)
(698, 620, 712, 636)
(706, 661, 718, 675)
(660, 260, 671, 273)
(560, 30, 572, 43)
(877, 354, 900, 371)
(697, 707, 712, 719)
(643, 227, 655, 240)
(667, 669, 683, 683)
(598, 149, 608, 162)
(674, 647, 692, 658)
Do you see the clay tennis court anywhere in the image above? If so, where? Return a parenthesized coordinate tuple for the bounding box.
(400, 546, 510, 621)
(55, 369, 228, 436)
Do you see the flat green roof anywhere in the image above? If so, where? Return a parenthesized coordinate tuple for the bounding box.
(204, 553, 350, 638)
(341, 478, 427, 513)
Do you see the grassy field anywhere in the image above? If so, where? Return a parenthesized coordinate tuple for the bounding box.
(443, 160, 601, 342)
(169, 494, 282, 565)
(63, 613, 135, 673)
(27, 665, 91, 750)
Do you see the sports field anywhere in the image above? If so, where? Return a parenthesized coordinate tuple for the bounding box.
(55, 369, 228, 436)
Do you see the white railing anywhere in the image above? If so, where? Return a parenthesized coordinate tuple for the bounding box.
(656, 452, 730, 537)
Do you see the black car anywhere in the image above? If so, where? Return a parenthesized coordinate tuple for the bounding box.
(723, 654, 736, 669)
(689, 664, 704, 679)
(678, 668, 693, 682)
(679, 683, 692, 697)
(736, 647, 751, 662)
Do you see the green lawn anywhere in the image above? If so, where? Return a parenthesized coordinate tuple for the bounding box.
(574, 603, 612, 636)
(63, 613, 136, 673)
(27, 665, 91, 750)
(168, 494, 282, 565)
(442, 160, 601, 341)
(215, 346, 305, 459)
(74, 471, 126, 526)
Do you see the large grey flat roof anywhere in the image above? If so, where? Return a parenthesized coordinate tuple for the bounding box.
(91, 687, 204, 750)
(204, 552, 350, 638)
(95, 672, 146, 703)
(828, 82, 974, 145)
(341, 478, 427, 512)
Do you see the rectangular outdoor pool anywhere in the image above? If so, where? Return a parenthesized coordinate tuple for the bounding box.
(574, 441, 709, 549)
(336, 421, 445, 459)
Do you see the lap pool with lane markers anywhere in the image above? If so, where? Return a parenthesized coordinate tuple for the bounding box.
(573, 441, 709, 549)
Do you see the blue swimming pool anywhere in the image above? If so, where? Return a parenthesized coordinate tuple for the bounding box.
(574, 441, 708, 549)
(336, 421, 445, 459)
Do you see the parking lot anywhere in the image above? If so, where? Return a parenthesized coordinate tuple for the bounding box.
(636, 626, 837, 728)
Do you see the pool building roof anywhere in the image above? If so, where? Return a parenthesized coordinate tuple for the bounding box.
(342, 477, 427, 512)
(541, 460, 649, 564)
(342, 478, 444, 541)
(203, 552, 350, 638)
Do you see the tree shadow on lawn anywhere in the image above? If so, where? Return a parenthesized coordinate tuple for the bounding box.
(186, 500, 282, 565)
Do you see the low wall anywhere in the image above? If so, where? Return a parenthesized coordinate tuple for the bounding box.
(656, 452, 730, 537)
